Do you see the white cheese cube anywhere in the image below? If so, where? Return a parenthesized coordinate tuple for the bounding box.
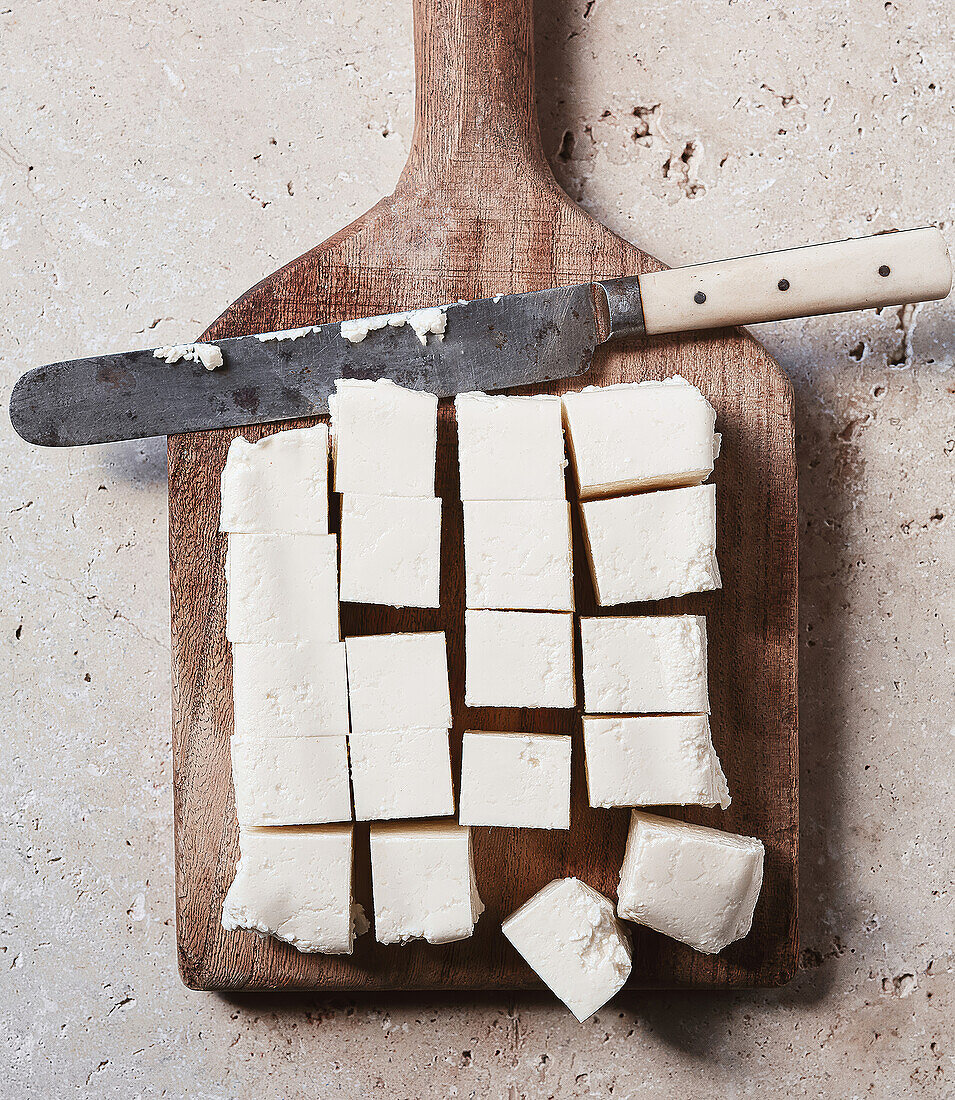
(502, 878, 632, 1022)
(580, 615, 709, 713)
(459, 731, 572, 829)
(226, 533, 340, 643)
(231, 735, 352, 826)
(345, 632, 451, 731)
(330, 378, 438, 496)
(562, 377, 719, 499)
(617, 810, 764, 954)
(463, 500, 574, 610)
(222, 824, 365, 954)
(581, 485, 720, 605)
(369, 822, 484, 944)
(339, 494, 441, 608)
(455, 392, 566, 500)
(231, 641, 349, 737)
(464, 610, 575, 709)
(583, 716, 730, 809)
(349, 729, 454, 821)
(219, 425, 329, 534)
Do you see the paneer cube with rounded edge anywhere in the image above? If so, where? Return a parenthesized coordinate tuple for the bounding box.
(369, 822, 484, 945)
(502, 877, 632, 1022)
(617, 811, 764, 954)
(222, 825, 367, 955)
(583, 716, 730, 810)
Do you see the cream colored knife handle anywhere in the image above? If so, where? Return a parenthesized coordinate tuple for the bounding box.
(636, 227, 952, 336)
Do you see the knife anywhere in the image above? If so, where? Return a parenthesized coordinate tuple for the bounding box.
(10, 228, 951, 447)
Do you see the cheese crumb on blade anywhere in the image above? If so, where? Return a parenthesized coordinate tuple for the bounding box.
(459, 731, 572, 829)
(153, 342, 223, 370)
(339, 494, 441, 608)
(222, 825, 364, 954)
(339, 305, 448, 346)
(561, 377, 718, 499)
(344, 632, 451, 732)
(580, 614, 709, 714)
(219, 425, 329, 535)
(230, 735, 352, 826)
(226, 533, 340, 643)
(502, 878, 632, 1022)
(455, 392, 567, 500)
(463, 499, 574, 611)
(583, 716, 730, 810)
(369, 822, 484, 945)
(231, 641, 349, 738)
(349, 729, 454, 821)
(617, 810, 764, 954)
(581, 485, 720, 605)
(330, 379, 438, 496)
(464, 610, 575, 709)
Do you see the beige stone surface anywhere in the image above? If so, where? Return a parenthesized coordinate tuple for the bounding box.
(1, 0, 953, 1095)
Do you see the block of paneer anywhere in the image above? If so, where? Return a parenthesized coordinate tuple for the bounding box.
(458, 731, 572, 829)
(369, 822, 484, 944)
(348, 729, 454, 821)
(617, 811, 764, 954)
(330, 378, 438, 496)
(502, 878, 632, 1022)
(465, 610, 575, 709)
(580, 615, 709, 713)
(221, 825, 367, 954)
(219, 424, 329, 534)
(581, 485, 720, 605)
(230, 735, 352, 826)
(455, 392, 567, 500)
(226, 533, 340, 643)
(583, 716, 730, 810)
(231, 641, 349, 737)
(561, 377, 719, 499)
(345, 632, 451, 731)
(339, 494, 442, 608)
(463, 500, 574, 610)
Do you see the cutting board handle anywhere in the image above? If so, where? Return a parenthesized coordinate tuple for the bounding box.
(402, 0, 549, 184)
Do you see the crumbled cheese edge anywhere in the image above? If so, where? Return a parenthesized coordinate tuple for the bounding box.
(153, 342, 223, 371)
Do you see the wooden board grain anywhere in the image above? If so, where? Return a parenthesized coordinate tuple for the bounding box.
(169, 0, 797, 991)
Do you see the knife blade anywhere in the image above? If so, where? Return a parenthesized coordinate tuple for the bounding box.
(10, 228, 951, 447)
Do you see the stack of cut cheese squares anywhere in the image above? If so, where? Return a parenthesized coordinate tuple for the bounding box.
(215, 369, 765, 1023)
(218, 424, 363, 954)
(563, 380, 763, 956)
(501, 379, 765, 1021)
(221, 381, 483, 954)
(457, 392, 575, 831)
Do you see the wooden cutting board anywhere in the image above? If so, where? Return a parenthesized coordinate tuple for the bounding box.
(169, 0, 797, 991)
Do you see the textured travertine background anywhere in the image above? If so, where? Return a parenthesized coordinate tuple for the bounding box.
(1, 0, 954, 1095)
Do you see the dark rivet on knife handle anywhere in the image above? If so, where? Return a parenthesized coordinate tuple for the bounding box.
(777, 278, 790, 291)
(693, 291, 706, 304)
(879, 264, 891, 277)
